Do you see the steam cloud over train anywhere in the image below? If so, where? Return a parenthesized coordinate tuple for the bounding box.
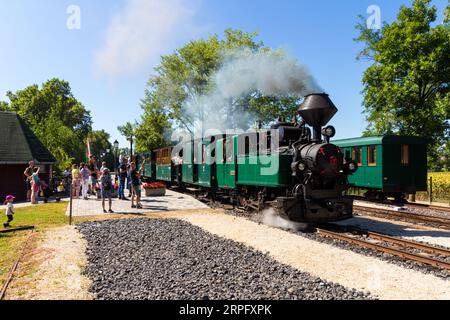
(140, 93, 359, 223)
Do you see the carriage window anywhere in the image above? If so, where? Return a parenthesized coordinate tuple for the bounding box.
(245, 137, 250, 155)
(202, 144, 206, 164)
(368, 145, 377, 166)
(401, 145, 409, 166)
(352, 147, 363, 166)
(345, 149, 351, 160)
(226, 139, 234, 163)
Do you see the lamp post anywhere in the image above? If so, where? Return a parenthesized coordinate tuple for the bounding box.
(129, 135, 134, 161)
(114, 140, 119, 175)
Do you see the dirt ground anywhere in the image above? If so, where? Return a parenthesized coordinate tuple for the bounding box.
(5, 226, 92, 300)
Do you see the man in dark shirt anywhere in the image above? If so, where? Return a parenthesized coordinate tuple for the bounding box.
(118, 158, 128, 200)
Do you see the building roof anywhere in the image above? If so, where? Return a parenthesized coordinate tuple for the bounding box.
(0, 112, 57, 164)
(333, 135, 427, 148)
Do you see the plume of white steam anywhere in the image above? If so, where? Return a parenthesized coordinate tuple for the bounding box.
(181, 48, 322, 135)
(95, 0, 198, 76)
(215, 49, 321, 98)
(259, 208, 308, 232)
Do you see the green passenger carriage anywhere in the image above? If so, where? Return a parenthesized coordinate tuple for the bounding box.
(334, 136, 427, 200)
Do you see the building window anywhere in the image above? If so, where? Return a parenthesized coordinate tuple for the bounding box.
(352, 147, 363, 166)
(368, 145, 377, 166)
(401, 144, 409, 166)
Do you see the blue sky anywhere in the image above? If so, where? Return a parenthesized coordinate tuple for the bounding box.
(0, 0, 448, 147)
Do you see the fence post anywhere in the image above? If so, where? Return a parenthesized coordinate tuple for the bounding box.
(429, 176, 433, 204)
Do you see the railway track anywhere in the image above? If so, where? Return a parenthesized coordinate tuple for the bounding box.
(351, 196, 450, 213)
(354, 205, 450, 230)
(317, 225, 450, 271)
(189, 187, 450, 272)
(0, 229, 34, 300)
(406, 203, 450, 214)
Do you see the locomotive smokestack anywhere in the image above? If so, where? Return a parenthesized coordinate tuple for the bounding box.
(298, 93, 338, 142)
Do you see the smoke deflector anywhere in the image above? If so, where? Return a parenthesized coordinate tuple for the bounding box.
(298, 93, 338, 142)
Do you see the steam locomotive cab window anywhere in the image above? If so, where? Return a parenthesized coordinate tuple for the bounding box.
(259, 131, 271, 155)
(352, 147, 362, 166)
(401, 144, 410, 166)
(367, 145, 377, 166)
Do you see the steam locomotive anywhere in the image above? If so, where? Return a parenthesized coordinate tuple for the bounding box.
(140, 93, 358, 223)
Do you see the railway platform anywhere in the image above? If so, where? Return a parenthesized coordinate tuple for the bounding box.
(65, 189, 208, 217)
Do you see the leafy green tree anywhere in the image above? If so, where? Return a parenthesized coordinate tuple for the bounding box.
(355, 0, 450, 168)
(136, 29, 300, 151)
(118, 122, 137, 155)
(0, 78, 93, 170)
(88, 130, 111, 159)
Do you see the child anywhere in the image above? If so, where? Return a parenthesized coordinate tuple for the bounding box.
(130, 160, 145, 209)
(100, 168, 114, 213)
(3, 195, 15, 228)
(31, 167, 40, 205)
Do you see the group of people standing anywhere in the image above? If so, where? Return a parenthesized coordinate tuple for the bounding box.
(70, 156, 114, 212)
(19, 154, 145, 213)
(70, 156, 100, 200)
(70, 154, 145, 211)
(117, 155, 145, 209)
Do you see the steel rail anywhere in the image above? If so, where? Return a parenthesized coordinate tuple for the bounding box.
(406, 203, 450, 214)
(365, 231, 450, 257)
(354, 205, 450, 229)
(0, 230, 34, 300)
(0, 226, 35, 234)
(316, 228, 450, 271)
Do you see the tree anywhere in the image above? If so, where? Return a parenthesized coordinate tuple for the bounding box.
(136, 29, 300, 151)
(118, 122, 137, 156)
(0, 78, 93, 170)
(88, 130, 111, 159)
(355, 0, 450, 169)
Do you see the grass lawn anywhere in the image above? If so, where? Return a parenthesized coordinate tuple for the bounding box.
(0, 202, 68, 290)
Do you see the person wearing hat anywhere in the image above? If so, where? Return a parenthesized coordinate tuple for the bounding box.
(3, 195, 15, 228)
(100, 167, 114, 213)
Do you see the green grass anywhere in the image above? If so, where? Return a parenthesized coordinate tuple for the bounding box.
(0, 202, 68, 289)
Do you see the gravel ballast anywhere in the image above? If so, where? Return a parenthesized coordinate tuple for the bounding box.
(226, 210, 450, 280)
(77, 218, 372, 300)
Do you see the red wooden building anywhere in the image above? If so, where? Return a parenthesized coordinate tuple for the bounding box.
(0, 112, 57, 202)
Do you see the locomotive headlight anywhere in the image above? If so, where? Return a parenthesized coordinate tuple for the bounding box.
(322, 126, 336, 138)
(298, 162, 306, 171)
(347, 161, 358, 173)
